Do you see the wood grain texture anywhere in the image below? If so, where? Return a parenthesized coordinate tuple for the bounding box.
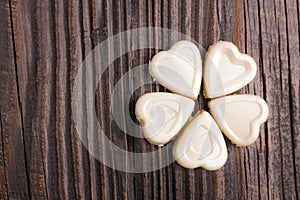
(0, 0, 299, 199)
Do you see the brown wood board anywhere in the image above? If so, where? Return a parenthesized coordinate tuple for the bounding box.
(0, 0, 299, 199)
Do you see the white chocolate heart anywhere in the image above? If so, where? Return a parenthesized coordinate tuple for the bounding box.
(173, 111, 228, 170)
(150, 40, 202, 100)
(203, 41, 257, 98)
(135, 92, 195, 146)
(209, 95, 269, 146)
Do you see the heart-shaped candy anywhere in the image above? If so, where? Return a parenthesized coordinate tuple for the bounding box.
(203, 41, 257, 98)
(173, 111, 227, 170)
(150, 41, 202, 100)
(135, 92, 195, 146)
(209, 94, 269, 146)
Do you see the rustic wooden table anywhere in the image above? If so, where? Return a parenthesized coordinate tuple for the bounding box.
(0, 0, 299, 199)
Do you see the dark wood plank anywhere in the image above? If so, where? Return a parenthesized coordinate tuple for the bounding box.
(0, 0, 30, 199)
(1, 0, 299, 199)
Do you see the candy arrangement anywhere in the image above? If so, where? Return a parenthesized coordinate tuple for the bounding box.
(135, 40, 269, 170)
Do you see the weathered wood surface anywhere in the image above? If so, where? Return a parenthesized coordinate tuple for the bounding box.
(0, 0, 299, 199)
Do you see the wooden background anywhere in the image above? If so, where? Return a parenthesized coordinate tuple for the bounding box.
(0, 0, 299, 199)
